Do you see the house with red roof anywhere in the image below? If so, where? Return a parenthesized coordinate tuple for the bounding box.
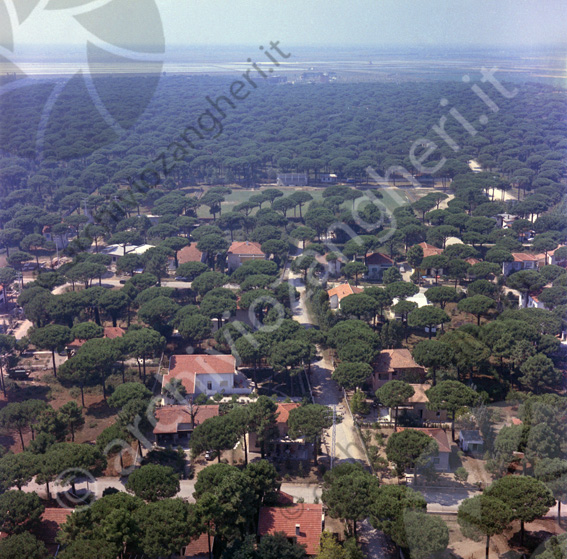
(227, 241, 265, 272)
(418, 242, 444, 258)
(327, 283, 363, 309)
(258, 503, 324, 556)
(372, 349, 426, 390)
(398, 427, 452, 471)
(177, 244, 206, 266)
(183, 532, 213, 558)
(153, 404, 219, 445)
(66, 326, 125, 355)
(380, 384, 447, 423)
(248, 402, 309, 459)
(502, 252, 539, 275)
(162, 354, 251, 399)
(365, 252, 394, 281)
(34, 507, 72, 556)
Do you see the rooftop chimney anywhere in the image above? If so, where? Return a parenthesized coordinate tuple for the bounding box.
(295, 524, 300, 536)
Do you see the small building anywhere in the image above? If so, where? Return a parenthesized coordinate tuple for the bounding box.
(42, 225, 70, 250)
(258, 503, 324, 556)
(319, 173, 338, 184)
(502, 252, 539, 276)
(372, 349, 426, 390)
(177, 244, 206, 266)
(383, 384, 447, 423)
(153, 404, 219, 446)
(495, 213, 519, 229)
(66, 326, 125, 355)
(459, 430, 484, 453)
(527, 292, 547, 310)
(327, 283, 363, 310)
(399, 427, 451, 472)
(277, 173, 308, 187)
(101, 243, 155, 264)
(418, 242, 444, 259)
(248, 402, 309, 460)
(315, 253, 342, 276)
(183, 532, 213, 559)
(543, 246, 566, 267)
(391, 292, 429, 318)
(227, 241, 265, 272)
(162, 354, 251, 398)
(365, 252, 394, 281)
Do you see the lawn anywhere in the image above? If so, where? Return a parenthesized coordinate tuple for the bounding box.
(197, 184, 421, 219)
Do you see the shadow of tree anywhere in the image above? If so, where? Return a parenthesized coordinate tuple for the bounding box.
(85, 400, 115, 419)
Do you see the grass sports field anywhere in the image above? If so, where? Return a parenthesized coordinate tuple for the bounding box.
(196, 184, 422, 219)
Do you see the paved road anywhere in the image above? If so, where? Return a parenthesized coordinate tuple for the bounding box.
(52, 278, 193, 294)
(23, 477, 323, 504)
(285, 252, 368, 466)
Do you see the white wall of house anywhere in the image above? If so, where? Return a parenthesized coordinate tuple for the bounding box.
(193, 373, 251, 396)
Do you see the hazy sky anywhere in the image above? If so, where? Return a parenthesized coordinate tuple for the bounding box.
(161, 0, 567, 48)
(3, 0, 567, 53)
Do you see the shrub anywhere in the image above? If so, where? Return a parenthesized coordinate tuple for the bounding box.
(454, 467, 469, 483)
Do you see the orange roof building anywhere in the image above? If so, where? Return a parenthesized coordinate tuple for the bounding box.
(398, 428, 452, 471)
(67, 326, 125, 352)
(327, 283, 363, 309)
(35, 508, 72, 555)
(503, 252, 539, 275)
(183, 532, 213, 558)
(153, 404, 219, 444)
(248, 403, 303, 453)
(178, 244, 205, 265)
(418, 242, 444, 258)
(162, 354, 250, 397)
(372, 349, 426, 390)
(258, 504, 324, 555)
(227, 241, 265, 272)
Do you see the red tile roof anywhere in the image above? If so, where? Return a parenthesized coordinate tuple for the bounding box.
(153, 405, 219, 434)
(398, 428, 451, 453)
(164, 354, 236, 394)
(374, 349, 424, 374)
(418, 242, 444, 258)
(366, 252, 394, 265)
(178, 244, 204, 264)
(258, 504, 323, 555)
(228, 241, 265, 256)
(68, 326, 125, 349)
(276, 491, 295, 506)
(511, 252, 539, 262)
(183, 532, 211, 557)
(326, 283, 363, 301)
(276, 403, 300, 437)
(103, 326, 126, 339)
(35, 508, 72, 545)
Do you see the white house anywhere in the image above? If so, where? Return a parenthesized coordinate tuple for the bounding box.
(162, 354, 251, 399)
(365, 252, 394, 280)
(326, 283, 363, 310)
(319, 173, 338, 184)
(227, 241, 265, 272)
(502, 252, 539, 275)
